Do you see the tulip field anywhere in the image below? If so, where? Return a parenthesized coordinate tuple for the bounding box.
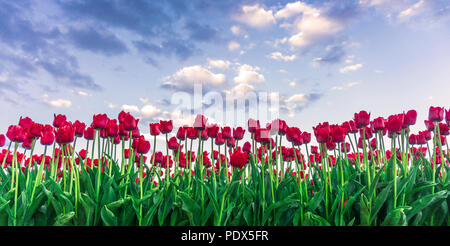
(0, 107, 448, 226)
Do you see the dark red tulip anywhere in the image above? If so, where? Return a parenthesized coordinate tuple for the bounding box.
(92, 114, 109, 129)
(106, 119, 119, 137)
(7, 125, 26, 142)
(22, 138, 33, 149)
(372, 117, 385, 131)
(193, 114, 207, 131)
(207, 124, 219, 138)
(167, 137, 179, 150)
(331, 125, 346, 143)
(420, 130, 432, 141)
(341, 142, 350, 152)
(150, 123, 161, 136)
(270, 119, 288, 135)
(439, 123, 449, 136)
(428, 106, 444, 122)
(119, 124, 129, 138)
(311, 146, 319, 154)
(123, 113, 138, 131)
(118, 110, 127, 124)
(55, 122, 75, 144)
(248, 118, 260, 133)
(30, 123, 43, 138)
(313, 122, 330, 144)
(131, 128, 140, 138)
(233, 127, 245, 140)
(215, 133, 225, 146)
(222, 126, 232, 139)
(370, 138, 377, 149)
(227, 137, 236, 148)
(359, 126, 373, 139)
(84, 127, 95, 140)
(230, 149, 250, 169)
(386, 114, 404, 133)
(0, 134, 5, 147)
(446, 109, 450, 125)
(19, 116, 34, 129)
(404, 110, 417, 126)
(286, 127, 302, 145)
(243, 141, 251, 153)
(342, 120, 357, 133)
(416, 132, 427, 145)
(201, 130, 208, 141)
(136, 138, 151, 154)
(160, 120, 173, 134)
(424, 120, 435, 131)
(326, 140, 336, 150)
(53, 114, 67, 128)
(176, 127, 186, 140)
(301, 132, 311, 144)
(254, 128, 271, 144)
(186, 127, 198, 140)
(41, 131, 55, 145)
(409, 134, 417, 145)
(354, 111, 371, 128)
(73, 121, 85, 137)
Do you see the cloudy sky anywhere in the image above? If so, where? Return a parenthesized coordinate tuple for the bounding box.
(2, 0, 450, 139)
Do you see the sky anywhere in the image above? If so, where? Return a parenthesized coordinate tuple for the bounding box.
(1, 0, 450, 149)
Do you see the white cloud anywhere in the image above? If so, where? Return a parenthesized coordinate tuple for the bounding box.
(121, 104, 140, 113)
(139, 97, 149, 104)
(289, 81, 296, 87)
(285, 94, 309, 103)
(207, 58, 231, 70)
(331, 86, 344, 91)
(106, 102, 117, 109)
(163, 65, 226, 91)
(231, 25, 245, 36)
(398, 0, 425, 20)
(275, 1, 319, 19)
(235, 4, 276, 29)
(347, 81, 360, 87)
(140, 104, 161, 119)
(228, 41, 241, 51)
(234, 64, 265, 84)
(77, 91, 89, 96)
(268, 52, 297, 61)
(340, 64, 363, 73)
(223, 83, 257, 101)
(42, 94, 72, 108)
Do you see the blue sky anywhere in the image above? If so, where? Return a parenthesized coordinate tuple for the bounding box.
(1, 0, 450, 142)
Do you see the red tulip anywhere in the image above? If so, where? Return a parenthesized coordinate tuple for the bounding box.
(372, 117, 385, 131)
(227, 137, 236, 148)
(286, 127, 302, 145)
(341, 142, 350, 152)
(429, 106, 444, 122)
(404, 110, 417, 126)
(439, 123, 449, 136)
(313, 122, 330, 144)
(84, 127, 95, 140)
(0, 134, 5, 147)
(53, 114, 67, 128)
(386, 114, 404, 133)
(186, 127, 198, 140)
(409, 134, 417, 145)
(248, 118, 260, 133)
(30, 123, 43, 138)
(40, 131, 55, 145)
(160, 120, 173, 134)
(416, 132, 427, 144)
(201, 130, 208, 141)
(359, 126, 373, 139)
(370, 138, 377, 149)
(270, 119, 288, 135)
(176, 127, 186, 140)
(55, 122, 75, 144)
(230, 149, 249, 169)
(342, 120, 357, 133)
(131, 128, 140, 138)
(7, 125, 27, 142)
(73, 120, 85, 137)
(207, 124, 219, 138)
(326, 140, 336, 150)
(193, 114, 207, 131)
(136, 139, 151, 154)
(424, 120, 435, 131)
(221, 127, 232, 139)
(331, 125, 346, 143)
(233, 127, 245, 140)
(106, 119, 119, 137)
(92, 114, 109, 129)
(22, 138, 33, 149)
(19, 116, 34, 129)
(150, 123, 161, 136)
(242, 141, 251, 153)
(215, 133, 225, 146)
(254, 128, 271, 144)
(354, 111, 371, 128)
(167, 136, 179, 150)
(122, 113, 138, 131)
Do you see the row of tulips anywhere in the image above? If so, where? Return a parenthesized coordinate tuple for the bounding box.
(0, 107, 448, 226)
